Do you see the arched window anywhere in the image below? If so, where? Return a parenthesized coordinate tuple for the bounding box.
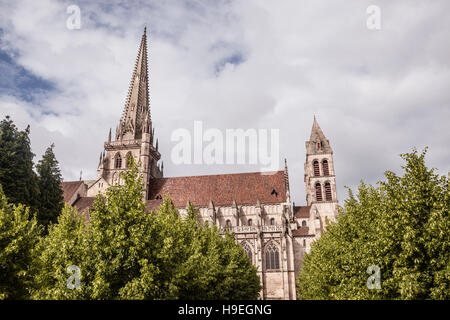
(322, 159, 329, 176)
(226, 219, 232, 229)
(315, 183, 323, 202)
(114, 153, 122, 169)
(125, 152, 132, 168)
(317, 142, 321, 149)
(247, 219, 252, 226)
(303, 239, 306, 247)
(270, 218, 275, 225)
(325, 182, 332, 201)
(112, 172, 117, 185)
(265, 242, 280, 270)
(302, 220, 307, 227)
(241, 242, 253, 263)
(313, 160, 320, 176)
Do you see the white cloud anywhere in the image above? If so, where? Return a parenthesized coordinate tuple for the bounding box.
(0, 0, 449, 205)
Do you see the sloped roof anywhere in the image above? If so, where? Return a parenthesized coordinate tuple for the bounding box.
(61, 181, 84, 203)
(146, 199, 163, 211)
(292, 227, 314, 237)
(72, 196, 95, 215)
(293, 205, 311, 218)
(148, 171, 287, 207)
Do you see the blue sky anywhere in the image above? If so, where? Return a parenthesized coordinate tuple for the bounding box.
(0, 0, 449, 205)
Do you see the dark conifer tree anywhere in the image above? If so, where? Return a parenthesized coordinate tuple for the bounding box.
(36, 143, 64, 229)
(0, 116, 39, 210)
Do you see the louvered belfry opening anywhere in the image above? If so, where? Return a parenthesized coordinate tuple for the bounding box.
(313, 160, 320, 176)
(322, 159, 329, 176)
(325, 182, 332, 201)
(315, 183, 323, 201)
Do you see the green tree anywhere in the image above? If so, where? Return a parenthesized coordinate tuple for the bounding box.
(36, 143, 64, 230)
(33, 156, 261, 299)
(0, 116, 39, 210)
(296, 149, 449, 300)
(30, 204, 90, 299)
(0, 185, 41, 299)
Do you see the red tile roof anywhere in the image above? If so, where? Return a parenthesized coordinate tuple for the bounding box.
(148, 171, 287, 207)
(292, 227, 314, 237)
(146, 199, 163, 211)
(61, 181, 84, 203)
(73, 197, 95, 217)
(294, 205, 311, 218)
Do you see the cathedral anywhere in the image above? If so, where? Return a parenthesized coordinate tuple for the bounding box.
(61, 29, 339, 300)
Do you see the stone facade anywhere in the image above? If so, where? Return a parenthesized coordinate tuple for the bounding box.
(61, 29, 339, 300)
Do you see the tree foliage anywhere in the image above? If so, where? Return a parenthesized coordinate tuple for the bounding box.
(0, 185, 41, 299)
(297, 149, 449, 299)
(0, 116, 39, 210)
(36, 143, 64, 230)
(32, 156, 261, 299)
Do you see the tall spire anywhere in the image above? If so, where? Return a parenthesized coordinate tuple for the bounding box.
(307, 116, 332, 154)
(117, 27, 150, 141)
(310, 115, 326, 142)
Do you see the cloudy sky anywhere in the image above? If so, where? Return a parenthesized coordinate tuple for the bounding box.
(0, 0, 449, 205)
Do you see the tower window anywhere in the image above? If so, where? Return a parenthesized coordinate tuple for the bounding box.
(322, 160, 329, 176)
(226, 219, 232, 229)
(270, 218, 275, 225)
(325, 182, 332, 201)
(303, 239, 306, 247)
(248, 219, 253, 226)
(302, 220, 307, 227)
(315, 183, 323, 202)
(313, 161, 320, 176)
(317, 142, 321, 149)
(114, 153, 122, 169)
(265, 242, 280, 270)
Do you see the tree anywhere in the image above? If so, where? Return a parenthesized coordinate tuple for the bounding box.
(0, 185, 41, 299)
(297, 149, 449, 300)
(30, 204, 90, 299)
(0, 116, 39, 210)
(32, 156, 261, 299)
(36, 143, 64, 230)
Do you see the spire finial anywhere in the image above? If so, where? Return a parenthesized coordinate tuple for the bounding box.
(119, 29, 150, 140)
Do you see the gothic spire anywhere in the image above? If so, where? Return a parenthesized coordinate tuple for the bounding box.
(117, 27, 150, 141)
(307, 116, 332, 154)
(310, 115, 327, 142)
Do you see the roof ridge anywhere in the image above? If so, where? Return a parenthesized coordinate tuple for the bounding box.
(152, 170, 284, 179)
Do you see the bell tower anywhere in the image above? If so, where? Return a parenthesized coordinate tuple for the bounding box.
(95, 28, 162, 200)
(304, 116, 338, 234)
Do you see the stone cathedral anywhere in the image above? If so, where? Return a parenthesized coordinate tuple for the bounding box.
(61, 29, 339, 300)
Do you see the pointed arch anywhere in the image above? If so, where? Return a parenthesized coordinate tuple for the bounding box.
(322, 159, 329, 176)
(265, 241, 280, 270)
(313, 160, 320, 176)
(114, 152, 122, 169)
(315, 183, 323, 202)
(125, 151, 133, 168)
(325, 182, 332, 201)
(112, 172, 118, 185)
(247, 219, 253, 226)
(241, 241, 253, 263)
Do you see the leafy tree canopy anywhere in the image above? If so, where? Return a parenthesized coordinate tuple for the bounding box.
(0, 185, 41, 299)
(297, 149, 449, 300)
(33, 156, 261, 299)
